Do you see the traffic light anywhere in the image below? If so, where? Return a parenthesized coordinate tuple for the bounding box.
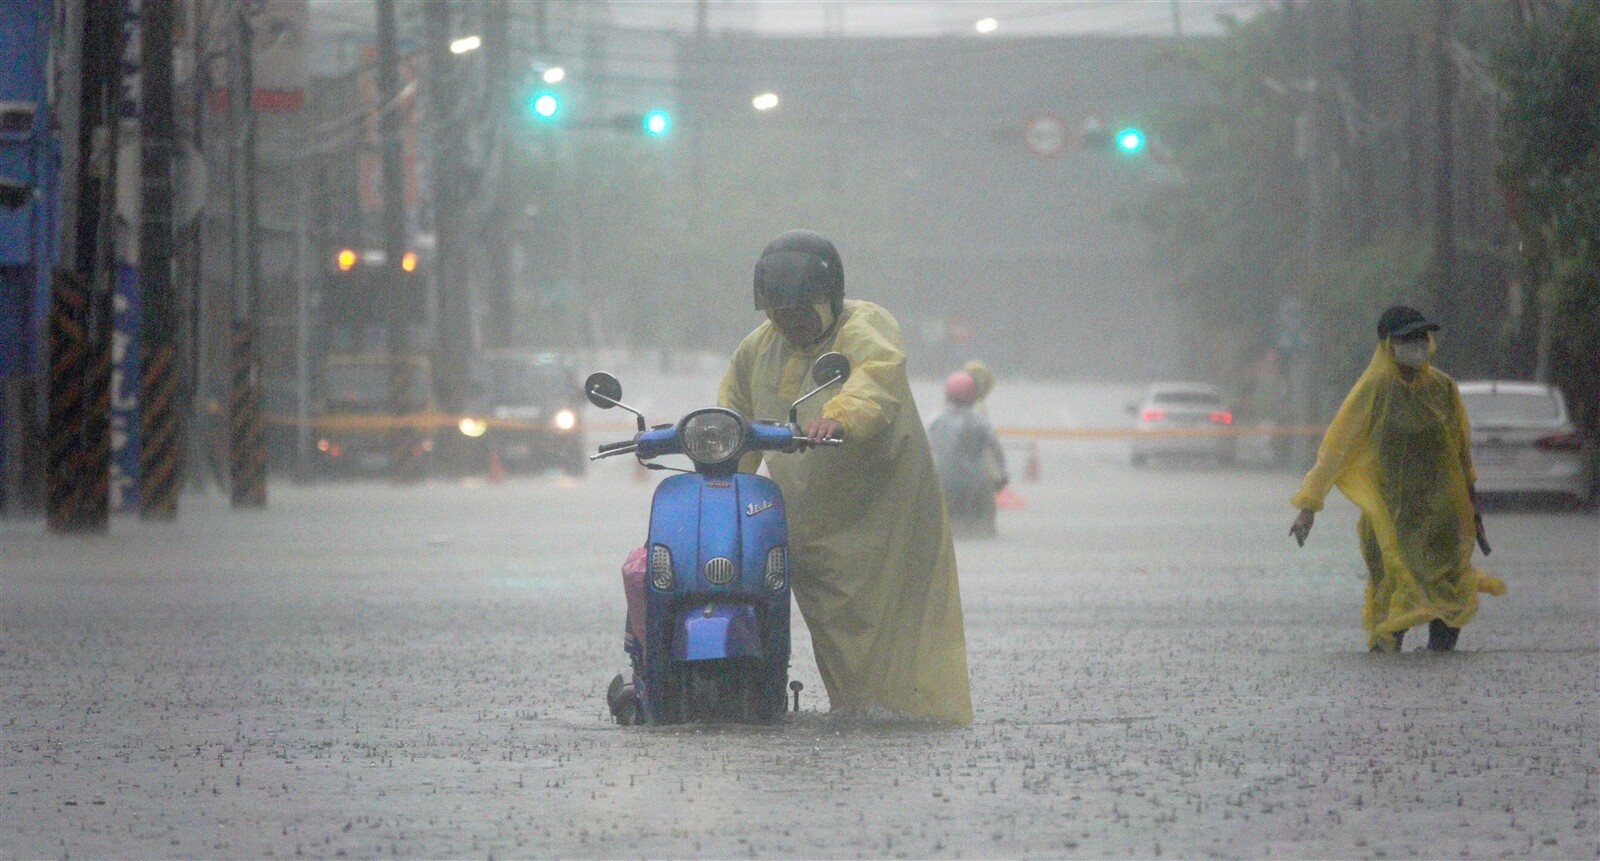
(641, 109, 671, 136)
(530, 91, 560, 120)
(1114, 127, 1146, 154)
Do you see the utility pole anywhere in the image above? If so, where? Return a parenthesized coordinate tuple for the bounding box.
(376, 0, 418, 482)
(48, 0, 123, 532)
(1287, 0, 1324, 471)
(1347, 0, 1375, 245)
(479, 0, 513, 351)
(229, 0, 266, 507)
(1433, 0, 1456, 301)
(427, 0, 470, 474)
(138, 0, 180, 518)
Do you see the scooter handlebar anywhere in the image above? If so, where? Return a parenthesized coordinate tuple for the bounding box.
(591, 440, 638, 460)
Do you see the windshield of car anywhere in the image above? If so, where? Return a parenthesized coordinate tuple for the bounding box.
(1150, 390, 1221, 406)
(481, 360, 572, 407)
(323, 362, 431, 413)
(1461, 389, 1560, 423)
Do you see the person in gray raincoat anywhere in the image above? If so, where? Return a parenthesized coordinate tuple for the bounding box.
(928, 370, 1007, 538)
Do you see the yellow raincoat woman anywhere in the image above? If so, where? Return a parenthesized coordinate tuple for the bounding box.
(719, 230, 972, 724)
(1290, 306, 1505, 652)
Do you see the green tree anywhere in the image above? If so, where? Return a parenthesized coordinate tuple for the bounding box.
(1496, 0, 1600, 439)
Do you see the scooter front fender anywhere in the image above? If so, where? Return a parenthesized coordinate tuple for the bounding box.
(674, 603, 762, 661)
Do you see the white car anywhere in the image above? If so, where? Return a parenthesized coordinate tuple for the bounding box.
(1459, 380, 1595, 508)
(1128, 383, 1235, 466)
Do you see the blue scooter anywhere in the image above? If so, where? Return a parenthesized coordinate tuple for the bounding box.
(585, 352, 851, 725)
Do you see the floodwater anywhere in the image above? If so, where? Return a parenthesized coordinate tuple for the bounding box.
(2, 374, 1595, 859)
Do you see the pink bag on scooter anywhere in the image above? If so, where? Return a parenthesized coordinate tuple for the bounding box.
(622, 546, 648, 646)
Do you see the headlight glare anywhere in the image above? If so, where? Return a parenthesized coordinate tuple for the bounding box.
(680, 409, 746, 465)
(458, 417, 488, 438)
(554, 408, 576, 431)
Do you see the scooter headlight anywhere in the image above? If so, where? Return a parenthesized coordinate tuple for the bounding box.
(679, 408, 746, 466)
(649, 544, 674, 591)
(763, 545, 787, 591)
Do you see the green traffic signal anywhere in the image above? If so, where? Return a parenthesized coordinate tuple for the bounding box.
(642, 109, 671, 136)
(1115, 127, 1146, 153)
(530, 92, 560, 120)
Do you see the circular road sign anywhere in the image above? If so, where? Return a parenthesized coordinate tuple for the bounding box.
(1024, 114, 1069, 158)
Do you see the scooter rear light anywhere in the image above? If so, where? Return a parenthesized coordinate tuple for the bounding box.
(1209, 410, 1233, 424)
(763, 546, 787, 591)
(1534, 432, 1584, 452)
(649, 544, 674, 590)
(1140, 408, 1166, 422)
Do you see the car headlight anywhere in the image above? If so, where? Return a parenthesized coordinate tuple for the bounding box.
(679, 408, 746, 466)
(554, 408, 576, 431)
(763, 545, 787, 591)
(649, 544, 674, 590)
(458, 417, 488, 438)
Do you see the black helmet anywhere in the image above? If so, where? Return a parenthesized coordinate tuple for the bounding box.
(753, 229, 844, 316)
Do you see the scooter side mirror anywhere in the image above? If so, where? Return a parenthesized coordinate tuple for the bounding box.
(584, 373, 623, 409)
(585, 372, 647, 431)
(789, 352, 853, 425)
(810, 352, 851, 388)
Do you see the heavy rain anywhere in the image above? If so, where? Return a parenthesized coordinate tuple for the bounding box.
(1, 1, 1596, 858)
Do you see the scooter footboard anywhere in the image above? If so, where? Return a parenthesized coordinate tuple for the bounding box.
(674, 603, 762, 661)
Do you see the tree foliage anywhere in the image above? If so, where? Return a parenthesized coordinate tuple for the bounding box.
(1495, 0, 1600, 433)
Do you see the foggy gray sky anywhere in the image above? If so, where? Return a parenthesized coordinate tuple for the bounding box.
(609, 0, 1266, 37)
(308, 1, 1267, 41)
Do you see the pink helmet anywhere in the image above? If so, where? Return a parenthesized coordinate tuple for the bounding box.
(945, 371, 977, 405)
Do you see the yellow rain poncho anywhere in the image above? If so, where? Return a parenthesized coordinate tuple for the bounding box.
(1292, 336, 1506, 650)
(720, 299, 973, 724)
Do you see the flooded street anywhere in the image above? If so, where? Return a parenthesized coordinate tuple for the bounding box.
(3, 441, 1596, 859)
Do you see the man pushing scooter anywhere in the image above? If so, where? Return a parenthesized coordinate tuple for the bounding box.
(609, 230, 972, 726)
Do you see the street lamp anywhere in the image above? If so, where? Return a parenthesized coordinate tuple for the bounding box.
(449, 35, 481, 54)
(542, 66, 565, 84)
(752, 92, 779, 111)
(975, 17, 998, 34)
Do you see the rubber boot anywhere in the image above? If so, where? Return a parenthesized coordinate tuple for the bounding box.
(1427, 619, 1460, 652)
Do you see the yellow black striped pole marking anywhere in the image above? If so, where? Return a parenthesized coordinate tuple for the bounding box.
(138, 343, 181, 518)
(46, 271, 89, 530)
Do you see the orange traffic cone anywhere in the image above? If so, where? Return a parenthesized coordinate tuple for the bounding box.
(487, 450, 506, 484)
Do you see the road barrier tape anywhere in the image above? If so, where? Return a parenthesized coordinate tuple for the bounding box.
(993, 424, 1327, 440)
(263, 413, 1326, 440)
(264, 412, 592, 433)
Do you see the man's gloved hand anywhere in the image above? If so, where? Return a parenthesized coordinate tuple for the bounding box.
(803, 417, 844, 445)
(1290, 509, 1315, 547)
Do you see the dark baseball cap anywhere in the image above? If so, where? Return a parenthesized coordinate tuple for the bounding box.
(1376, 305, 1440, 339)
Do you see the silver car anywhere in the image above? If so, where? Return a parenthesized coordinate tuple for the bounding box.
(1129, 382, 1235, 466)
(1459, 380, 1595, 507)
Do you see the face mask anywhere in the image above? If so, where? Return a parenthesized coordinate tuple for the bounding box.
(1392, 339, 1429, 369)
(767, 303, 836, 346)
